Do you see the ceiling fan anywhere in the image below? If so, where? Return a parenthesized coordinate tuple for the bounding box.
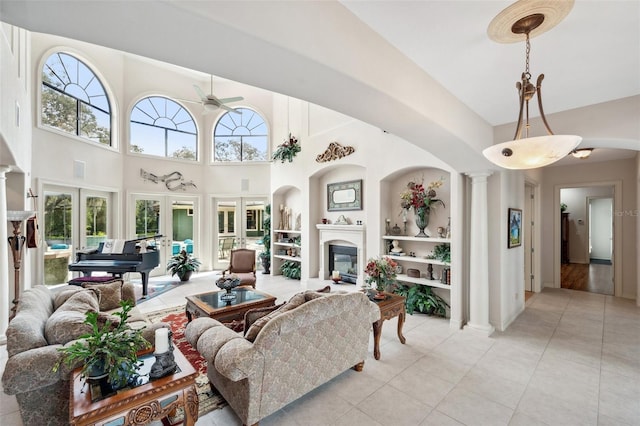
(185, 75, 243, 114)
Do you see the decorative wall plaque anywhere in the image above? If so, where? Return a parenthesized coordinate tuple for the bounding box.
(316, 142, 355, 163)
(140, 169, 197, 191)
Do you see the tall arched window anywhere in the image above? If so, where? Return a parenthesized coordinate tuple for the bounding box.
(41, 52, 111, 145)
(130, 97, 198, 160)
(213, 108, 268, 162)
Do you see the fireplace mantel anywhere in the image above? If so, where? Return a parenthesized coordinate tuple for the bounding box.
(316, 224, 366, 285)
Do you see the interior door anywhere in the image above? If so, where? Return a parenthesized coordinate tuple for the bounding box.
(131, 194, 199, 276)
(524, 183, 534, 292)
(213, 197, 267, 270)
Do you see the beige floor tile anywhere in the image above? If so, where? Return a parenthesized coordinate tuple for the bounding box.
(455, 366, 527, 409)
(332, 407, 383, 426)
(598, 369, 640, 425)
(419, 409, 465, 426)
(324, 368, 386, 406)
(411, 352, 473, 385)
(436, 387, 514, 426)
(281, 383, 355, 426)
(356, 384, 432, 426)
(474, 341, 541, 384)
(516, 386, 598, 426)
(388, 361, 456, 407)
(508, 412, 550, 426)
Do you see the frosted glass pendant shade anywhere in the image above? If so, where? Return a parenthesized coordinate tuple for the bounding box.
(482, 135, 582, 170)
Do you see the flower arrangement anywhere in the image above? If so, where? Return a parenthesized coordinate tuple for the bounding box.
(272, 134, 301, 163)
(400, 176, 446, 213)
(364, 256, 398, 292)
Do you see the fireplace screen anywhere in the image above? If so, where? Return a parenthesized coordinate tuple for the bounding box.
(329, 245, 357, 284)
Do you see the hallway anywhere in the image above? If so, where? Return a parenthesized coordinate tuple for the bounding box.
(561, 263, 613, 296)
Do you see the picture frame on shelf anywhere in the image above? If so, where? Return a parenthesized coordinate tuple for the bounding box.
(508, 208, 522, 248)
(327, 179, 362, 211)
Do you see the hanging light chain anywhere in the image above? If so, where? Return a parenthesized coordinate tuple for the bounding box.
(525, 32, 531, 79)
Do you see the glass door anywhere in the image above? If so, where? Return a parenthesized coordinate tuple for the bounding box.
(213, 197, 267, 270)
(131, 194, 199, 276)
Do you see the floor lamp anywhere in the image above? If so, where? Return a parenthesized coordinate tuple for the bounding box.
(7, 210, 35, 319)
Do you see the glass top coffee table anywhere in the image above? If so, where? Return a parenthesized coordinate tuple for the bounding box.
(185, 287, 276, 324)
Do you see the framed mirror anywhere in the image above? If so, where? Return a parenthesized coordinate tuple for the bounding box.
(327, 179, 362, 211)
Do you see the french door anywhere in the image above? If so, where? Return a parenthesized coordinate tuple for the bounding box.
(42, 185, 114, 285)
(130, 193, 199, 276)
(213, 197, 267, 270)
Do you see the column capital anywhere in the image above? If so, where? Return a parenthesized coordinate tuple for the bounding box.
(464, 171, 493, 180)
(0, 165, 12, 176)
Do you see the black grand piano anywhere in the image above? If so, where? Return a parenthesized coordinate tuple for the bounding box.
(68, 236, 161, 296)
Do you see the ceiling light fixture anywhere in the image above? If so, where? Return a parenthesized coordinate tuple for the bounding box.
(571, 148, 593, 159)
(483, 0, 582, 170)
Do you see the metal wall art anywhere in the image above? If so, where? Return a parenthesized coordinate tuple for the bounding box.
(316, 142, 355, 163)
(140, 169, 197, 191)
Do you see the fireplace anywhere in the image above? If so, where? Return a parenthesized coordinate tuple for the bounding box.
(329, 245, 358, 284)
(316, 224, 365, 286)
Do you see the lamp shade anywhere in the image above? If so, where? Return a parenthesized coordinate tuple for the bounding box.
(6, 210, 36, 222)
(483, 135, 582, 170)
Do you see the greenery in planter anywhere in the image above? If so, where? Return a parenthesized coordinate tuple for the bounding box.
(53, 300, 150, 388)
(561, 203, 568, 212)
(433, 243, 450, 264)
(167, 249, 201, 281)
(272, 134, 301, 163)
(280, 260, 301, 280)
(260, 204, 271, 274)
(394, 284, 449, 317)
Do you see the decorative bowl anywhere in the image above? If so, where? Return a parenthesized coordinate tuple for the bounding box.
(216, 276, 241, 294)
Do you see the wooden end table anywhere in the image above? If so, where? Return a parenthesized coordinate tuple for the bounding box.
(371, 291, 407, 360)
(69, 349, 198, 426)
(185, 286, 276, 323)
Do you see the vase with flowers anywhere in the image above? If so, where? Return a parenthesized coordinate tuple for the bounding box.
(400, 176, 446, 237)
(364, 256, 398, 299)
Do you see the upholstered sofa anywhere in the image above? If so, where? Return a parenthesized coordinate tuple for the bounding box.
(1, 282, 166, 426)
(185, 290, 380, 426)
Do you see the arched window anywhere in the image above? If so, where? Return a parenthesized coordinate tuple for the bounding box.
(213, 108, 268, 162)
(41, 52, 111, 145)
(130, 97, 198, 160)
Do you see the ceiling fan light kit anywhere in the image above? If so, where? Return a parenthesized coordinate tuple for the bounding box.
(483, 0, 581, 170)
(571, 148, 594, 159)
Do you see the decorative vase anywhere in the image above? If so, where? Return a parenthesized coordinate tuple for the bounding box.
(414, 207, 429, 237)
(216, 277, 240, 301)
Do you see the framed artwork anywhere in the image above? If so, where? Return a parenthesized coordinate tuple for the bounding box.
(508, 208, 522, 248)
(327, 179, 362, 211)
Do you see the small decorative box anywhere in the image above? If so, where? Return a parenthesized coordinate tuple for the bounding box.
(406, 268, 420, 278)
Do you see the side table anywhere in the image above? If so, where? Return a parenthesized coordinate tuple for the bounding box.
(69, 348, 198, 426)
(371, 291, 406, 360)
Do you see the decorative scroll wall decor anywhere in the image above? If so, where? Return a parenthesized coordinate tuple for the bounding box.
(140, 169, 197, 191)
(315, 142, 355, 163)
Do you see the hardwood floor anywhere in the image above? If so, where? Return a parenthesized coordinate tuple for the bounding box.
(561, 262, 613, 295)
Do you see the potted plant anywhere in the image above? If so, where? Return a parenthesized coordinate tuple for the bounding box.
(272, 134, 301, 163)
(364, 256, 398, 298)
(167, 249, 201, 281)
(53, 300, 150, 391)
(260, 204, 271, 274)
(394, 284, 449, 317)
(280, 260, 301, 279)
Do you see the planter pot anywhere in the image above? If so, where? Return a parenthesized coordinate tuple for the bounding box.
(261, 256, 271, 274)
(178, 270, 192, 282)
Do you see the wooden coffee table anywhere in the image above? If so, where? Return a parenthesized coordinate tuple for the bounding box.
(371, 291, 407, 360)
(69, 348, 198, 426)
(185, 286, 276, 323)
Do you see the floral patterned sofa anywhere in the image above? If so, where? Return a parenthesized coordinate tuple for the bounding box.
(185, 290, 380, 426)
(1, 282, 165, 426)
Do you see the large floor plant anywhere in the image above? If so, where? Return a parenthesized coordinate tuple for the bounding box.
(394, 284, 449, 317)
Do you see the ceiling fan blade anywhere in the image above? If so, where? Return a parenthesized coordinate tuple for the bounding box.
(177, 98, 201, 105)
(193, 84, 207, 101)
(218, 96, 244, 104)
(219, 104, 242, 114)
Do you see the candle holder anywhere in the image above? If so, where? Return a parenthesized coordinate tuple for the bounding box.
(150, 330, 177, 380)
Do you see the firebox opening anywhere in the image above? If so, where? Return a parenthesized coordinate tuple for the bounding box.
(329, 244, 357, 284)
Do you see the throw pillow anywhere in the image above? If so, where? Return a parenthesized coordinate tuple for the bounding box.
(45, 289, 100, 345)
(244, 293, 307, 342)
(53, 286, 85, 310)
(82, 280, 124, 311)
(243, 303, 284, 332)
(303, 285, 332, 301)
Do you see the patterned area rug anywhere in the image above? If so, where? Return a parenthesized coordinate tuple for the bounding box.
(147, 306, 227, 421)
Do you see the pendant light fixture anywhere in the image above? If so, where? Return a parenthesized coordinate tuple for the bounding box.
(571, 148, 593, 159)
(483, 0, 582, 170)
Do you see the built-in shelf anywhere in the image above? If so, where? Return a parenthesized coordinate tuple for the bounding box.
(273, 242, 301, 248)
(382, 235, 450, 243)
(387, 255, 448, 266)
(395, 274, 451, 290)
(274, 254, 301, 262)
(274, 229, 301, 234)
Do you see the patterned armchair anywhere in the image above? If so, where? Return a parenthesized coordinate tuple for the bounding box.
(185, 291, 380, 426)
(223, 248, 257, 288)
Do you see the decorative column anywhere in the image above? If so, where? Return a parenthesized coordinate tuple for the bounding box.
(0, 166, 11, 344)
(465, 171, 494, 335)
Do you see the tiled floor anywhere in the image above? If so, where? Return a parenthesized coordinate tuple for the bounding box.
(1, 272, 639, 425)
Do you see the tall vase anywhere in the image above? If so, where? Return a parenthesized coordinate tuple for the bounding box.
(414, 207, 429, 237)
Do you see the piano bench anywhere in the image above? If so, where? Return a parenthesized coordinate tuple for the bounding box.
(68, 276, 122, 286)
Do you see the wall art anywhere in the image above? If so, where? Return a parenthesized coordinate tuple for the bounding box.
(508, 208, 522, 248)
(316, 141, 355, 163)
(140, 169, 197, 191)
(327, 179, 362, 211)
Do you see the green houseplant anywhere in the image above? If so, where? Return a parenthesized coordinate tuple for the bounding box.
(280, 260, 301, 279)
(167, 249, 201, 281)
(272, 134, 301, 163)
(53, 300, 150, 389)
(260, 204, 271, 274)
(394, 284, 449, 317)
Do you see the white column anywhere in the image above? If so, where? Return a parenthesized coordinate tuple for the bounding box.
(0, 166, 12, 344)
(465, 171, 494, 335)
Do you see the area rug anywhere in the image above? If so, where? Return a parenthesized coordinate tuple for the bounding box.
(147, 306, 227, 421)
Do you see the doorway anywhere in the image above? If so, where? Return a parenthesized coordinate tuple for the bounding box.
(130, 193, 200, 276)
(42, 185, 114, 285)
(213, 197, 267, 270)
